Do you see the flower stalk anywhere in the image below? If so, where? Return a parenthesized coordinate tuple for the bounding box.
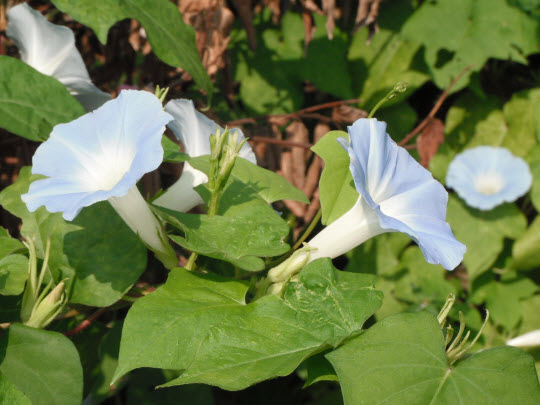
(185, 128, 246, 270)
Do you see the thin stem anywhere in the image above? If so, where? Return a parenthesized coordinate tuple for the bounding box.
(368, 82, 407, 119)
(292, 209, 322, 251)
(398, 65, 473, 147)
(250, 136, 312, 149)
(185, 252, 198, 271)
(64, 307, 108, 337)
(227, 98, 363, 127)
(368, 91, 393, 119)
(36, 238, 51, 295)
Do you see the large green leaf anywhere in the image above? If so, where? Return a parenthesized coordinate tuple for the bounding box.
(162, 135, 189, 163)
(155, 205, 289, 271)
(348, 2, 428, 109)
(446, 195, 526, 283)
(302, 14, 353, 100)
(0, 167, 78, 274)
(113, 259, 382, 390)
(346, 233, 411, 319)
(327, 311, 540, 405)
(65, 202, 147, 306)
(0, 371, 31, 405)
(311, 131, 358, 225)
(0, 324, 83, 405)
(393, 247, 457, 305)
(513, 216, 540, 271)
(0, 56, 85, 141)
(51, 0, 212, 96)
(402, 0, 540, 90)
(231, 10, 354, 114)
(0, 167, 148, 306)
(189, 156, 308, 204)
(0, 255, 28, 296)
(0, 228, 24, 260)
(528, 145, 540, 211)
(471, 272, 538, 330)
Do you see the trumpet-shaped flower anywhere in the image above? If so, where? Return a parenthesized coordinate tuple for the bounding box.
(307, 118, 466, 270)
(6, 3, 111, 111)
(446, 146, 532, 210)
(507, 329, 540, 348)
(153, 99, 256, 212)
(21, 90, 177, 268)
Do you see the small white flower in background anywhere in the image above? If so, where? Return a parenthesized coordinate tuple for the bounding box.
(6, 3, 111, 111)
(507, 329, 540, 348)
(308, 118, 466, 271)
(446, 146, 532, 210)
(21, 90, 177, 268)
(153, 99, 256, 212)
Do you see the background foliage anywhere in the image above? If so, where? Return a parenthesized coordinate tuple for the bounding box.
(0, 0, 539, 404)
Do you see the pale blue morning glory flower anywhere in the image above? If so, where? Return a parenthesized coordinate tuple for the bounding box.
(446, 146, 532, 210)
(153, 99, 256, 212)
(6, 3, 111, 111)
(307, 118, 466, 270)
(21, 90, 177, 268)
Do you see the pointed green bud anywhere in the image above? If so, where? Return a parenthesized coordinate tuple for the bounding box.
(394, 81, 408, 93)
(25, 282, 66, 329)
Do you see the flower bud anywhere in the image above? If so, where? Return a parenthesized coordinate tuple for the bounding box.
(24, 282, 66, 329)
(267, 249, 310, 284)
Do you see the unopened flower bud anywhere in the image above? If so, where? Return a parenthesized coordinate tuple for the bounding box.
(267, 248, 310, 284)
(394, 81, 408, 93)
(24, 282, 66, 329)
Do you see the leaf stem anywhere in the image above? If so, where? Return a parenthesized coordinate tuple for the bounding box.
(292, 209, 322, 251)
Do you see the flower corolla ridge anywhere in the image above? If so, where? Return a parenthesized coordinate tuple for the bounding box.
(446, 146, 532, 211)
(153, 99, 256, 212)
(21, 90, 177, 269)
(307, 118, 466, 270)
(6, 3, 111, 111)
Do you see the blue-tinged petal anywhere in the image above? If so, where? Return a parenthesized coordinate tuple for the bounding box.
(22, 177, 107, 221)
(24, 90, 172, 214)
(154, 98, 256, 212)
(21, 90, 177, 267)
(446, 146, 532, 210)
(164, 99, 256, 163)
(314, 118, 465, 270)
(6, 3, 111, 111)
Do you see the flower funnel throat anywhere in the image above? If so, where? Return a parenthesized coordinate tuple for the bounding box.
(154, 99, 256, 212)
(21, 90, 177, 268)
(308, 118, 466, 270)
(446, 146, 532, 210)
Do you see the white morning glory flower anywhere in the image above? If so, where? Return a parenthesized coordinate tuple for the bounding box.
(6, 3, 111, 111)
(446, 146, 532, 210)
(153, 99, 256, 212)
(21, 90, 177, 268)
(507, 329, 540, 348)
(307, 118, 466, 270)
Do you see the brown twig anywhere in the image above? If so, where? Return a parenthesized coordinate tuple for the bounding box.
(227, 98, 363, 126)
(64, 307, 107, 337)
(398, 65, 473, 147)
(250, 136, 312, 149)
